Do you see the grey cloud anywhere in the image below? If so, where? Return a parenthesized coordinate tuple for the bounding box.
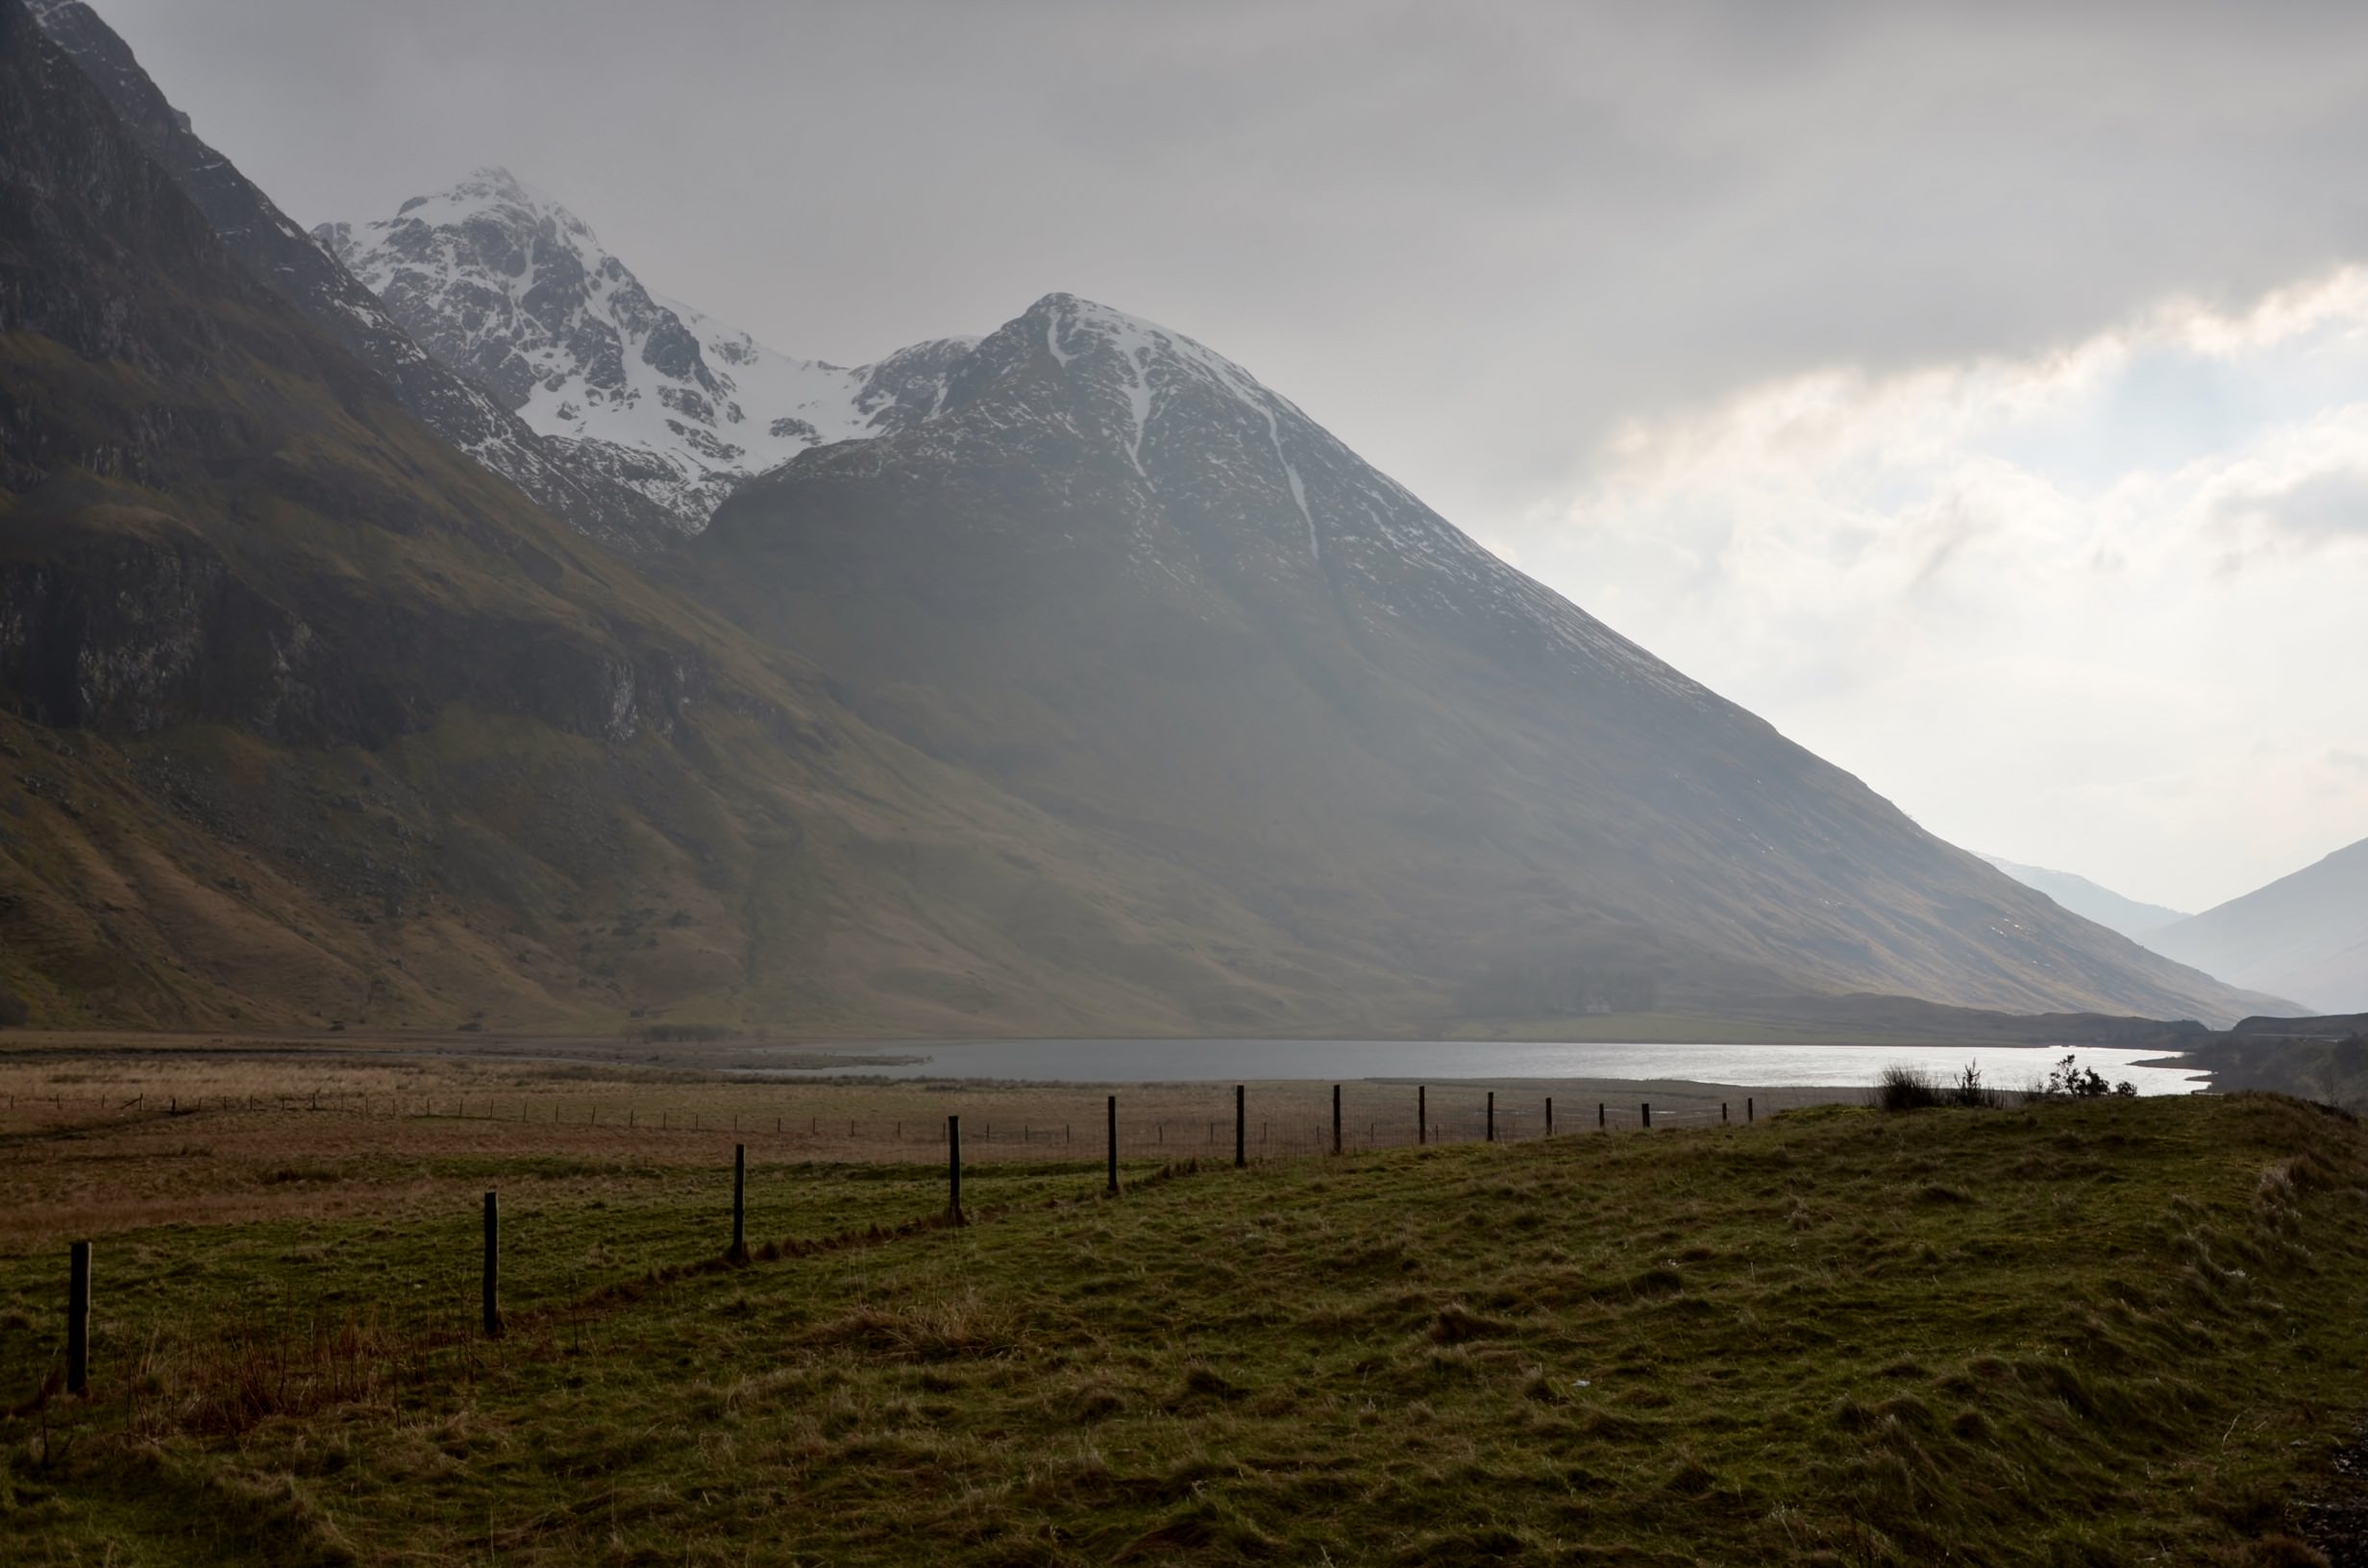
(2218, 466, 2368, 541)
(76, 0, 2368, 531)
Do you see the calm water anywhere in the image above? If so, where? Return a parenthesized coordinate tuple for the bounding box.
(750, 1038, 2207, 1094)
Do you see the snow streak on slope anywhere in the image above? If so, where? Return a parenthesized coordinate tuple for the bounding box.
(319, 169, 973, 532)
(1014, 295, 1707, 701)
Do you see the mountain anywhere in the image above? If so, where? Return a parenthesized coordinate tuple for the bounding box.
(679, 292, 2280, 1026)
(0, 0, 1397, 1036)
(1978, 853, 2188, 942)
(20, 0, 678, 551)
(0, 0, 2283, 1034)
(2143, 837, 2368, 1013)
(318, 171, 975, 533)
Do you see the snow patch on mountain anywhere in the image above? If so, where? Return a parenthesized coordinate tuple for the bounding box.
(318, 168, 974, 531)
(1021, 295, 1712, 701)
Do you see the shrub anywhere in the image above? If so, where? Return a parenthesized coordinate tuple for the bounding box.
(1952, 1061, 2011, 1109)
(2043, 1054, 2114, 1099)
(1873, 1065, 1945, 1112)
(0, 988, 25, 1028)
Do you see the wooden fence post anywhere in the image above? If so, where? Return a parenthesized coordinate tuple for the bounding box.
(948, 1116, 964, 1225)
(1418, 1085, 1426, 1146)
(1747, 1096, 1755, 1124)
(1545, 1097, 1554, 1138)
(728, 1143, 750, 1265)
(1486, 1090, 1495, 1143)
(1722, 1102, 1729, 1124)
(66, 1240, 90, 1395)
(1331, 1085, 1342, 1156)
(1641, 1103, 1651, 1130)
(1234, 1086, 1246, 1168)
(1107, 1095, 1119, 1195)
(481, 1191, 503, 1337)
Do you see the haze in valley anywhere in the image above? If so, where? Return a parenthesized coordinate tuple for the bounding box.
(76, 0, 2368, 916)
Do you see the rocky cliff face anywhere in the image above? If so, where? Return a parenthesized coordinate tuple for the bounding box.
(22, 0, 680, 551)
(319, 171, 976, 531)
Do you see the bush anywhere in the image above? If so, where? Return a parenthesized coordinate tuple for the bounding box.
(1873, 1065, 1945, 1112)
(1952, 1061, 2012, 1109)
(1874, 1062, 2017, 1112)
(0, 988, 25, 1028)
(2042, 1054, 2122, 1099)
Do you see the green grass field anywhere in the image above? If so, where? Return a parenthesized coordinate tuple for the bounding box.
(5, 1092, 2366, 1565)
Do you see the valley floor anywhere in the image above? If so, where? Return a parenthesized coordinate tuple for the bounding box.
(0, 1041, 2362, 1564)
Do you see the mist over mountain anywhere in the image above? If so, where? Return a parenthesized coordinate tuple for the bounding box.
(18, 0, 683, 551)
(1978, 854, 2189, 943)
(0, 0, 1377, 1035)
(318, 172, 975, 534)
(682, 292, 2277, 1025)
(2144, 836, 2368, 1014)
(0, 0, 2286, 1034)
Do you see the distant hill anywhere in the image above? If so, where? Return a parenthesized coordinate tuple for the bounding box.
(2144, 837, 2368, 1013)
(1979, 854, 2189, 942)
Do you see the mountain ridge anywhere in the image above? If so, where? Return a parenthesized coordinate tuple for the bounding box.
(684, 290, 2282, 1025)
(1978, 853, 2189, 942)
(0, 0, 1417, 1036)
(2144, 835, 2368, 1013)
(20, 0, 683, 551)
(318, 169, 978, 533)
(0, 0, 2288, 1033)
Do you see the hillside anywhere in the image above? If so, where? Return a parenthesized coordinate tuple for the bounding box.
(2145, 836, 2368, 1013)
(0, 0, 2287, 1035)
(2, 1069, 2363, 1564)
(1979, 852, 2189, 941)
(0, 0, 1407, 1038)
(687, 293, 2278, 1025)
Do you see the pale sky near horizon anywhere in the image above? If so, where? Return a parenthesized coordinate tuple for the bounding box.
(75, 0, 2368, 913)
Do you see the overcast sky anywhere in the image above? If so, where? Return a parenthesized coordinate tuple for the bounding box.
(84, 0, 2368, 911)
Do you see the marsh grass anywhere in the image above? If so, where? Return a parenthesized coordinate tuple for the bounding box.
(2, 1094, 2365, 1564)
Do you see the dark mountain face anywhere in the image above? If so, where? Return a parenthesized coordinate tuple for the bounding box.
(21, 0, 678, 551)
(692, 294, 2278, 1025)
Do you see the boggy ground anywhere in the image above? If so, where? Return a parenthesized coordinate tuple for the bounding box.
(2, 1056, 2363, 1564)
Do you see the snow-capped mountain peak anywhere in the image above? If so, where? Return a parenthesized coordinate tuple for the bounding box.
(317, 171, 974, 532)
(745, 290, 1714, 708)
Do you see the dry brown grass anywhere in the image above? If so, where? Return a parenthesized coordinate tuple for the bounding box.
(0, 1030, 1841, 1247)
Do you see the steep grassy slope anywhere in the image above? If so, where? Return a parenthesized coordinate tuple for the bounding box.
(1981, 852, 2190, 942)
(3, 1093, 2363, 1563)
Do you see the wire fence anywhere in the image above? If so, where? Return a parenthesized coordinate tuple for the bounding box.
(8, 1081, 1775, 1418)
(0, 1084, 1752, 1161)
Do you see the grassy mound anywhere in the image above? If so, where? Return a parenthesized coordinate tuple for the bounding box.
(4, 1093, 2366, 1564)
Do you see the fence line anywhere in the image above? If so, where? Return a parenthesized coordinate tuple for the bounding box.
(27, 1081, 1768, 1402)
(0, 1085, 1740, 1161)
